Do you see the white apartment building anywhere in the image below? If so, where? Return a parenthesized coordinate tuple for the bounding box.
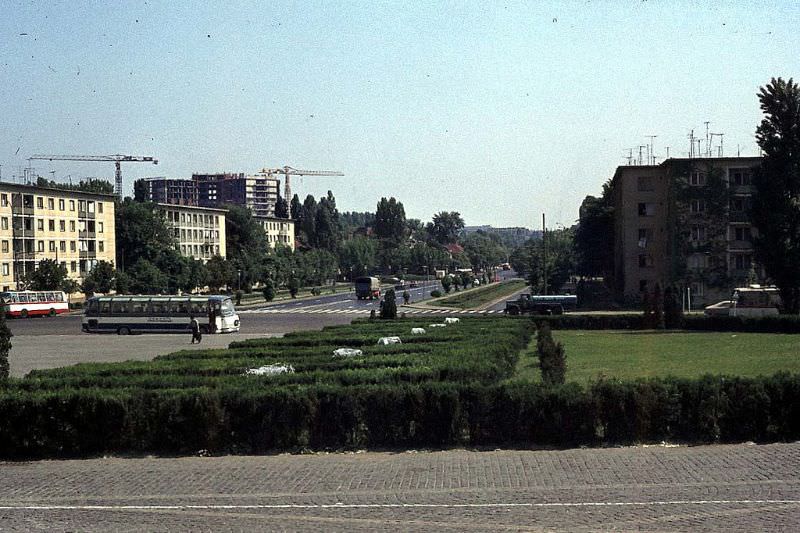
(254, 216, 295, 251)
(157, 203, 226, 262)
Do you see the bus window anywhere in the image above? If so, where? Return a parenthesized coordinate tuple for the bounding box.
(45, 292, 55, 302)
(112, 300, 130, 314)
(100, 300, 112, 314)
(220, 299, 235, 316)
(130, 299, 147, 315)
(85, 299, 99, 317)
(190, 300, 206, 315)
(18, 294, 29, 303)
(149, 300, 169, 315)
(55, 292, 64, 302)
(169, 300, 189, 316)
(37, 293, 47, 302)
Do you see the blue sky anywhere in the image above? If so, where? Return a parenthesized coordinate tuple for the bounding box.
(1, 1, 797, 227)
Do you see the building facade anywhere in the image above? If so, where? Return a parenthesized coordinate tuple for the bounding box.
(156, 204, 227, 263)
(611, 156, 762, 306)
(0, 183, 116, 291)
(254, 216, 295, 251)
(142, 177, 196, 205)
(193, 173, 280, 217)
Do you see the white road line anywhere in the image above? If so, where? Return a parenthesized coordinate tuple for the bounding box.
(1, 500, 798, 512)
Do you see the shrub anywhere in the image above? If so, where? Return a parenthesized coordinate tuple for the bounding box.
(380, 289, 397, 319)
(0, 310, 11, 381)
(441, 276, 452, 293)
(288, 277, 299, 298)
(262, 279, 275, 302)
(536, 323, 565, 385)
(430, 290, 442, 298)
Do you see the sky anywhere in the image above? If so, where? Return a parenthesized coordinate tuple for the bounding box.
(1, 1, 798, 228)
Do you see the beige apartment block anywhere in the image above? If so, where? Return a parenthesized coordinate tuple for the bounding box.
(254, 216, 295, 251)
(611, 156, 762, 306)
(0, 183, 116, 291)
(157, 203, 226, 262)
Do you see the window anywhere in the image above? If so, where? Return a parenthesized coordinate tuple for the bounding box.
(48, 219, 55, 232)
(69, 200, 75, 211)
(37, 219, 44, 231)
(690, 281, 705, 297)
(0, 194, 6, 207)
(69, 221, 75, 232)
(59, 199, 65, 210)
(0, 218, 6, 230)
(637, 176, 655, 191)
(87, 201, 95, 213)
(78, 200, 86, 212)
(730, 198, 749, 212)
(1, 264, 8, 276)
(70, 241, 76, 252)
(690, 199, 706, 213)
(112, 300, 130, 314)
(688, 254, 706, 269)
(637, 228, 653, 248)
(98, 241, 104, 253)
(97, 202, 103, 213)
(59, 241, 66, 252)
(639, 279, 649, 292)
(37, 240, 44, 252)
(98, 222, 104, 233)
(691, 226, 706, 241)
(733, 254, 752, 270)
(638, 203, 655, 216)
(47, 198, 54, 210)
(0, 241, 7, 253)
(37, 197, 44, 209)
(733, 226, 752, 241)
(729, 168, 752, 186)
(689, 171, 706, 186)
(70, 261, 76, 273)
(638, 254, 654, 268)
(60, 220, 65, 232)
(49, 241, 56, 252)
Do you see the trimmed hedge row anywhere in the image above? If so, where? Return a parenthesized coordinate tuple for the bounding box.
(2, 373, 799, 458)
(539, 313, 800, 333)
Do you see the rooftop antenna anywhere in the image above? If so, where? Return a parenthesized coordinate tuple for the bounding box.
(626, 149, 634, 166)
(688, 130, 695, 158)
(696, 139, 702, 159)
(704, 121, 711, 157)
(646, 135, 658, 165)
(711, 133, 724, 157)
(665, 146, 670, 159)
(638, 145, 646, 165)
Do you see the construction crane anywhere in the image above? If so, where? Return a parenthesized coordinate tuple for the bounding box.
(259, 166, 344, 201)
(29, 154, 158, 199)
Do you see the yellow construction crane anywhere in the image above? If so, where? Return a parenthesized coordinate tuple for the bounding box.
(259, 166, 344, 200)
(29, 154, 158, 199)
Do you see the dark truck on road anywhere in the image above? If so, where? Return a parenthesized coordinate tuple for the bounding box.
(504, 294, 577, 315)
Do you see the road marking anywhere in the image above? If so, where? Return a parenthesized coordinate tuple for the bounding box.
(1, 500, 798, 512)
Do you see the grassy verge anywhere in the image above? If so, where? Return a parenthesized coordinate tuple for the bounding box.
(436, 280, 527, 309)
(510, 329, 800, 384)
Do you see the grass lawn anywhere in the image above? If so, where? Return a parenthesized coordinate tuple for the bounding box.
(511, 329, 800, 384)
(437, 280, 527, 309)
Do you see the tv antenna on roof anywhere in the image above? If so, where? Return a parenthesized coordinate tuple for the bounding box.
(710, 133, 724, 157)
(646, 135, 658, 165)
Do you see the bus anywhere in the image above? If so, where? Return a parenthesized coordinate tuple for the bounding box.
(730, 286, 781, 317)
(82, 294, 240, 335)
(1, 291, 69, 318)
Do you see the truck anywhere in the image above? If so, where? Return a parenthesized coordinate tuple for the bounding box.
(354, 276, 381, 300)
(703, 285, 781, 318)
(504, 294, 578, 315)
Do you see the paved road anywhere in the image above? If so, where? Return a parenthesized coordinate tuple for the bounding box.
(1, 443, 798, 531)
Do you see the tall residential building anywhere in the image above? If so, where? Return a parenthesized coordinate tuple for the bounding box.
(192, 172, 280, 217)
(142, 177, 196, 205)
(0, 183, 116, 291)
(254, 216, 295, 251)
(156, 204, 226, 263)
(611, 156, 761, 306)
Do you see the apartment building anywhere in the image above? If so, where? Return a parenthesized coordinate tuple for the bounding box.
(0, 183, 116, 291)
(142, 177, 196, 205)
(156, 203, 227, 263)
(611, 156, 761, 306)
(193, 172, 280, 217)
(254, 215, 295, 251)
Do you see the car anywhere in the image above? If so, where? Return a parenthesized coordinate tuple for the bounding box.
(409, 281, 419, 288)
(703, 300, 734, 317)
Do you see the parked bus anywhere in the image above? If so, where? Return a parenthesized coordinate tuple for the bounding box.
(354, 276, 381, 300)
(0, 291, 69, 318)
(82, 295, 240, 335)
(704, 285, 782, 317)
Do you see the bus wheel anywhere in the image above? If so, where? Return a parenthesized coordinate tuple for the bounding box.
(48, 308, 56, 317)
(118, 326, 131, 335)
(21, 309, 28, 318)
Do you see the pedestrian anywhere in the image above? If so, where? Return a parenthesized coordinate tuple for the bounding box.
(207, 305, 217, 334)
(402, 290, 410, 305)
(190, 315, 202, 344)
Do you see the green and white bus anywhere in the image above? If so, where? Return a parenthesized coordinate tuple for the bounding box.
(82, 295, 240, 335)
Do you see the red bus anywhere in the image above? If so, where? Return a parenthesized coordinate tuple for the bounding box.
(1, 291, 69, 318)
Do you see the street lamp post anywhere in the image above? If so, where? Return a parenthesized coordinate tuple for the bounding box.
(237, 269, 241, 292)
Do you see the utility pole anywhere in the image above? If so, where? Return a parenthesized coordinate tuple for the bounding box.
(542, 213, 548, 296)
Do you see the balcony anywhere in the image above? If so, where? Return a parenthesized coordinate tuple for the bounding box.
(729, 211, 750, 223)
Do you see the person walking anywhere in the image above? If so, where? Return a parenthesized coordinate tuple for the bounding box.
(207, 305, 217, 334)
(190, 315, 202, 344)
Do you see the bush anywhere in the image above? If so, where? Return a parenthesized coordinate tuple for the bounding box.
(310, 287, 322, 296)
(262, 279, 275, 302)
(380, 289, 397, 319)
(0, 311, 11, 381)
(441, 276, 452, 293)
(288, 277, 299, 298)
(430, 290, 443, 298)
(536, 323, 565, 385)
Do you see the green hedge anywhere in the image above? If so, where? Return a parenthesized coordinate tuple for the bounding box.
(2, 373, 800, 458)
(538, 313, 800, 333)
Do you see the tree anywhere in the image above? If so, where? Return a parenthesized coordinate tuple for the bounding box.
(751, 77, 800, 313)
(574, 182, 615, 279)
(297, 194, 318, 247)
(224, 204, 268, 290)
(339, 237, 378, 279)
(380, 288, 397, 319)
(288, 276, 299, 298)
(513, 228, 576, 294)
(126, 259, 169, 294)
(26, 259, 67, 291)
(290, 194, 302, 220)
(313, 192, 342, 252)
(462, 231, 508, 272)
(82, 260, 116, 295)
(274, 192, 290, 219)
(115, 199, 176, 269)
(262, 277, 276, 302)
(36, 176, 114, 195)
(427, 211, 465, 244)
(0, 309, 11, 381)
(206, 255, 233, 291)
(375, 197, 407, 244)
(133, 179, 148, 202)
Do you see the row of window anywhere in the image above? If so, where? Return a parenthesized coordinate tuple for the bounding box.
(637, 198, 751, 217)
(639, 252, 752, 271)
(687, 168, 753, 187)
(87, 299, 210, 317)
(0, 239, 104, 254)
(0, 193, 104, 213)
(0, 217, 104, 233)
(175, 228, 220, 241)
(267, 234, 291, 243)
(179, 244, 220, 257)
(2, 259, 96, 277)
(164, 210, 220, 226)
